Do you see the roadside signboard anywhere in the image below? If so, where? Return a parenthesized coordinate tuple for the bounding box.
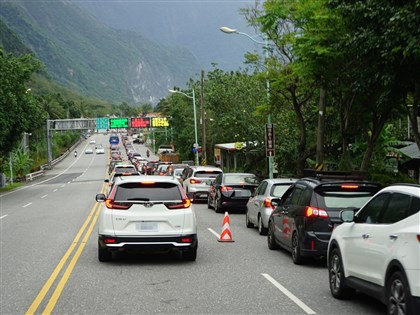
(96, 117, 109, 130)
(131, 117, 150, 128)
(265, 123, 275, 157)
(109, 118, 129, 129)
(151, 117, 170, 127)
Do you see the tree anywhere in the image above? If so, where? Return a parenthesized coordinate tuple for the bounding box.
(0, 49, 44, 168)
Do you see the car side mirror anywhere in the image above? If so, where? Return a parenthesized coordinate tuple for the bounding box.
(271, 198, 281, 207)
(96, 194, 106, 202)
(104, 179, 109, 183)
(340, 209, 355, 222)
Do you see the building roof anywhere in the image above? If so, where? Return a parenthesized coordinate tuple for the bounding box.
(400, 142, 420, 159)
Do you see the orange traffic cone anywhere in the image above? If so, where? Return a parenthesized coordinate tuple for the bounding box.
(218, 212, 234, 242)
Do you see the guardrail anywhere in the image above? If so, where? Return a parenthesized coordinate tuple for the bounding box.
(25, 170, 44, 181)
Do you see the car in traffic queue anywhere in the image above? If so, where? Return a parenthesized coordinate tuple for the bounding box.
(166, 164, 189, 181)
(246, 178, 297, 235)
(267, 171, 382, 265)
(85, 147, 94, 154)
(157, 144, 175, 154)
(328, 183, 420, 315)
(145, 160, 159, 175)
(207, 172, 259, 213)
(105, 165, 140, 193)
(95, 175, 197, 262)
(181, 165, 223, 202)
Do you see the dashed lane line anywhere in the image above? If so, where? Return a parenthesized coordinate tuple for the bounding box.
(262, 273, 316, 314)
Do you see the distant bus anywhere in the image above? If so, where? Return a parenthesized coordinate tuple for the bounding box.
(109, 135, 119, 145)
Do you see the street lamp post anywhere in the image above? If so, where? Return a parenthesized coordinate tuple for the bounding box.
(169, 89, 199, 166)
(220, 26, 274, 179)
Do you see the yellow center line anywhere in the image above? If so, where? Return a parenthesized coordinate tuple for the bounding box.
(42, 202, 102, 314)
(25, 185, 107, 315)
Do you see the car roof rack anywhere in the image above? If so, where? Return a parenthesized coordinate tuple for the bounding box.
(303, 169, 367, 181)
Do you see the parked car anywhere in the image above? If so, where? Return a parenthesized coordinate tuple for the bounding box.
(246, 178, 297, 235)
(328, 183, 420, 315)
(181, 165, 223, 202)
(267, 172, 382, 264)
(208, 173, 259, 213)
(95, 175, 197, 262)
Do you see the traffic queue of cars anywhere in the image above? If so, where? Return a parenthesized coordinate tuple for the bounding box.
(96, 133, 419, 315)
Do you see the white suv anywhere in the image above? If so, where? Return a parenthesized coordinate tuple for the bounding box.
(96, 175, 197, 262)
(181, 165, 223, 202)
(328, 184, 420, 315)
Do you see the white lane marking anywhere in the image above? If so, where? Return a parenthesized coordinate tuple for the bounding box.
(0, 215, 8, 220)
(208, 228, 220, 239)
(53, 189, 58, 192)
(23, 202, 33, 208)
(61, 185, 65, 188)
(41, 195, 48, 199)
(262, 273, 316, 314)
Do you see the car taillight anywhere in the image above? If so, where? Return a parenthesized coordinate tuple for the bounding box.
(105, 198, 132, 210)
(103, 238, 117, 244)
(181, 237, 193, 243)
(190, 179, 201, 184)
(305, 206, 328, 218)
(341, 184, 359, 189)
(264, 198, 274, 209)
(221, 186, 233, 192)
(417, 235, 420, 242)
(165, 198, 191, 209)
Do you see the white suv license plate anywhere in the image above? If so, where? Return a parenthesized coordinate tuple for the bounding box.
(136, 221, 159, 232)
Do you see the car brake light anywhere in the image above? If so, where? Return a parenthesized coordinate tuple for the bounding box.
(165, 198, 191, 209)
(221, 186, 233, 192)
(264, 198, 274, 209)
(417, 235, 420, 242)
(190, 179, 201, 184)
(305, 206, 328, 218)
(341, 184, 359, 189)
(181, 237, 193, 243)
(104, 238, 117, 244)
(105, 198, 132, 210)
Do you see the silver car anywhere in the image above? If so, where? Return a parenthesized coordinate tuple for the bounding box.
(181, 165, 223, 202)
(246, 178, 297, 235)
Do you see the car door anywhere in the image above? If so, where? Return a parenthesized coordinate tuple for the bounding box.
(248, 181, 268, 224)
(359, 192, 413, 286)
(343, 192, 390, 280)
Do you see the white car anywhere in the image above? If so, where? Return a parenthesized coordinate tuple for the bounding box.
(95, 146, 105, 154)
(85, 147, 93, 154)
(245, 178, 297, 235)
(328, 184, 420, 314)
(181, 165, 223, 202)
(95, 175, 197, 262)
(89, 139, 96, 144)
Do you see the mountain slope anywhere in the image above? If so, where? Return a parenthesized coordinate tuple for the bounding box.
(0, 0, 200, 104)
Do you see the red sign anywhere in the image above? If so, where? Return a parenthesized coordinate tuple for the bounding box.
(131, 117, 150, 128)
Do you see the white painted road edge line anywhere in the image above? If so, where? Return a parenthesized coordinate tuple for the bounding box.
(262, 273, 316, 314)
(23, 202, 33, 208)
(207, 228, 220, 239)
(0, 215, 8, 220)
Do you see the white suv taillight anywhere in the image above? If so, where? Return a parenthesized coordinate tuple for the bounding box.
(165, 198, 191, 209)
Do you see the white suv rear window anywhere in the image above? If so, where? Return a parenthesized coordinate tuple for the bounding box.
(114, 182, 182, 201)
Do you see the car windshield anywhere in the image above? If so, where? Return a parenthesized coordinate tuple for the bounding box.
(272, 184, 292, 197)
(322, 192, 375, 208)
(114, 182, 182, 201)
(195, 171, 222, 178)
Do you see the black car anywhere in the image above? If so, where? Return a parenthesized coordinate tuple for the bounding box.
(267, 171, 381, 264)
(208, 173, 259, 213)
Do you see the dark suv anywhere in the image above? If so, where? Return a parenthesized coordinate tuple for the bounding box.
(267, 171, 381, 264)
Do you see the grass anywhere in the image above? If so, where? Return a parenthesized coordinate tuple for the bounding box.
(0, 182, 24, 193)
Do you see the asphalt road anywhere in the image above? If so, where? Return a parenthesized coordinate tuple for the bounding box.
(0, 133, 386, 314)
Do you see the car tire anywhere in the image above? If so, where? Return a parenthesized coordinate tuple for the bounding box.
(246, 210, 254, 228)
(183, 244, 198, 261)
(387, 270, 413, 315)
(328, 247, 355, 299)
(207, 195, 214, 209)
(267, 220, 279, 250)
(291, 232, 305, 265)
(215, 198, 223, 213)
(258, 215, 268, 235)
(98, 243, 112, 262)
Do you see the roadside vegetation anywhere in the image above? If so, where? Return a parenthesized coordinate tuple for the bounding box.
(1, 1, 419, 186)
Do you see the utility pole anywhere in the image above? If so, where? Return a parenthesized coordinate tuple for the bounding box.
(200, 70, 207, 164)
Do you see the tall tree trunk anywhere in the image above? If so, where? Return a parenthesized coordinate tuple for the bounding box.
(316, 87, 326, 170)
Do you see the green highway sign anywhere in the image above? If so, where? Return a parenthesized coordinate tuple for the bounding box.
(109, 118, 129, 129)
(96, 117, 109, 130)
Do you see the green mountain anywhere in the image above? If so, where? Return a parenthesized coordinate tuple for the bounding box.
(0, 0, 200, 104)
